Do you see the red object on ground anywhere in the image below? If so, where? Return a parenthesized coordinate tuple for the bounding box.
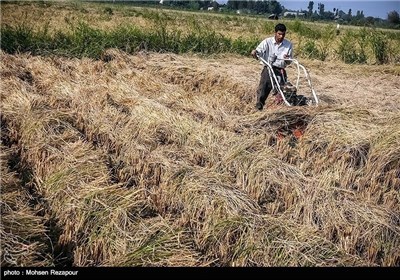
(293, 128, 304, 139)
(276, 131, 285, 141)
(275, 94, 283, 105)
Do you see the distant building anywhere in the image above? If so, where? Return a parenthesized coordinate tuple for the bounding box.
(284, 11, 305, 17)
(334, 15, 344, 21)
(268, 14, 279, 20)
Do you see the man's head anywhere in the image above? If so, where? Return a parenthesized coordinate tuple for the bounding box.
(274, 23, 287, 43)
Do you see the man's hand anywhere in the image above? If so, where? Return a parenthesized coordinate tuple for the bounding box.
(283, 54, 291, 66)
(251, 50, 258, 59)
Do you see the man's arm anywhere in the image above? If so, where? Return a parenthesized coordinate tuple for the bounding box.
(251, 39, 268, 60)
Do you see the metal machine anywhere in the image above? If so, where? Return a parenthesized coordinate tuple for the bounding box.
(256, 53, 319, 106)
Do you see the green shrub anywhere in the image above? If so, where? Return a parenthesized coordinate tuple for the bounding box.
(337, 31, 367, 64)
(369, 32, 389, 64)
(300, 40, 321, 59)
(318, 25, 335, 61)
(103, 7, 113, 16)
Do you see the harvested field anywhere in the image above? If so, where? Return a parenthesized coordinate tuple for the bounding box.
(1, 48, 399, 266)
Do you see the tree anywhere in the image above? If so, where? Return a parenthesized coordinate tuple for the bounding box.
(226, 0, 237, 10)
(325, 11, 335, 20)
(254, 1, 266, 14)
(269, 0, 283, 15)
(359, 11, 364, 18)
(200, 1, 211, 9)
(365, 16, 375, 26)
(211, 1, 219, 9)
(188, 1, 200, 10)
(317, 3, 325, 16)
(388, 10, 400, 24)
(237, 1, 247, 10)
(333, 8, 339, 17)
(307, 1, 314, 17)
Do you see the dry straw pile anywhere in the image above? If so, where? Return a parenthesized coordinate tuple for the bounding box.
(1, 47, 399, 266)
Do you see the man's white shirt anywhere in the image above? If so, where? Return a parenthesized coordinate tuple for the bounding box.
(255, 37, 293, 68)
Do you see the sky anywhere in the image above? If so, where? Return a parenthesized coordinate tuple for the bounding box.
(217, 1, 400, 19)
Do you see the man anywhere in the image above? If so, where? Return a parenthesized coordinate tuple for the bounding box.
(251, 23, 293, 110)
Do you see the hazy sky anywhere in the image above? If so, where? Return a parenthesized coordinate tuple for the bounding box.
(217, 1, 400, 19)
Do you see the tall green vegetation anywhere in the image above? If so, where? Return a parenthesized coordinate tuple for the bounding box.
(337, 30, 367, 64)
(370, 32, 389, 64)
(1, 21, 258, 58)
(317, 25, 335, 61)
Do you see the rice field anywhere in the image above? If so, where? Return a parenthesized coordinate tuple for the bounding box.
(1, 1, 399, 267)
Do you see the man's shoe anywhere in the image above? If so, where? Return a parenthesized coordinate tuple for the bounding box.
(256, 102, 263, 110)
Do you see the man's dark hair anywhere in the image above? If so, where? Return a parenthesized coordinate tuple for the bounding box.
(275, 23, 287, 32)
